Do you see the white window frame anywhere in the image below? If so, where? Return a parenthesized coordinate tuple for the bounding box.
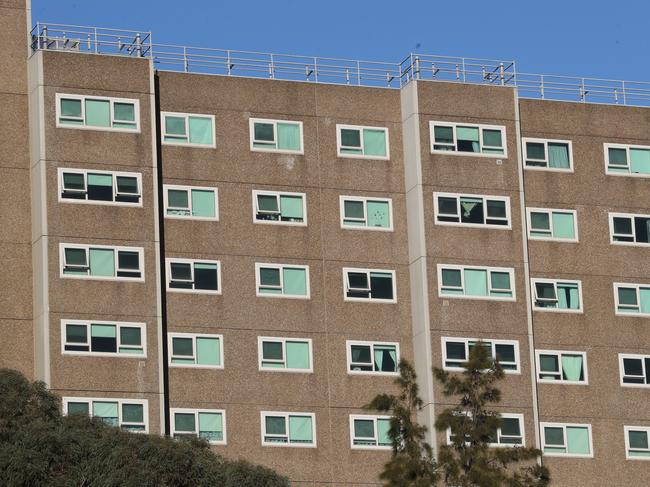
(624, 426, 650, 460)
(168, 332, 224, 369)
(257, 336, 313, 373)
(441, 337, 521, 374)
(619, 353, 650, 388)
(161, 111, 216, 149)
(349, 414, 392, 450)
(430, 121, 508, 158)
(251, 190, 308, 227)
(60, 319, 147, 358)
(339, 195, 394, 232)
(165, 258, 222, 295)
(444, 412, 525, 448)
(260, 411, 317, 448)
(346, 340, 400, 376)
(530, 278, 583, 314)
(535, 350, 588, 385)
(59, 243, 145, 282)
(254, 263, 310, 300)
(604, 143, 650, 178)
(58, 168, 143, 207)
(62, 397, 149, 433)
(540, 422, 593, 458)
(433, 192, 511, 229)
(248, 117, 304, 154)
(342, 267, 397, 303)
(336, 124, 390, 160)
(170, 408, 227, 445)
(608, 212, 650, 247)
(163, 184, 219, 221)
(521, 137, 574, 172)
(526, 208, 579, 242)
(613, 283, 650, 317)
(56, 93, 141, 133)
(436, 264, 516, 302)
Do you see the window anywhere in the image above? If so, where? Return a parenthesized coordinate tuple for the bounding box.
(261, 412, 316, 447)
(531, 279, 583, 313)
(162, 112, 215, 148)
(446, 413, 524, 447)
(347, 341, 399, 375)
(258, 337, 312, 372)
(252, 190, 306, 225)
(430, 121, 506, 157)
(536, 350, 587, 384)
(437, 265, 515, 301)
(614, 283, 650, 316)
(58, 169, 141, 206)
(336, 124, 389, 160)
(163, 185, 218, 220)
(441, 338, 520, 373)
(60, 244, 144, 281)
(63, 397, 148, 432)
(169, 333, 223, 368)
(541, 423, 593, 457)
(249, 118, 303, 154)
(255, 263, 309, 299)
(522, 138, 572, 171)
(434, 193, 510, 229)
(624, 426, 650, 460)
(171, 408, 226, 444)
(343, 268, 396, 303)
(619, 354, 650, 387)
(340, 196, 393, 231)
(166, 259, 221, 294)
(56, 94, 139, 132)
(349, 415, 391, 449)
(605, 143, 650, 177)
(526, 208, 578, 242)
(61, 320, 145, 357)
(609, 212, 650, 246)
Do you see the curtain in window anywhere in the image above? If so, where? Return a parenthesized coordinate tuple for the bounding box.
(289, 416, 313, 442)
(557, 284, 580, 309)
(640, 288, 650, 313)
(282, 268, 307, 296)
(363, 129, 387, 157)
(377, 418, 391, 445)
(566, 427, 590, 454)
(87, 173, 112, 187)
(89, 248, 115, 277)
(548, 143, 570, 169)
(561, 355, 583, 381)
(630, 149, 650, 174)
(280, 195, 303, 220)
(277, 123, 301, 151)
(464, 269, 488, 296)
(196, 337, 220, 366)
(552, 213, 575, 239)
(85, 100, 110, 127)
(286, 341, 310, 369)
(456, 127, 480, 152)
(367, 201, 390, 228)
(191, 190, 215, 218)
(188, 117, 213, 145)
(374, 345, 397, 372)
(93, 401, 118, 426)
(199, 412, 222, 441)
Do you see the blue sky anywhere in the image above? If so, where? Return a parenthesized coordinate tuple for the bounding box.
(32, 0, 650, 82)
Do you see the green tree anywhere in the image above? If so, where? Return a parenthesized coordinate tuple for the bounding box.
(0, 368, 288, 487)
(434, 344, 550, 487)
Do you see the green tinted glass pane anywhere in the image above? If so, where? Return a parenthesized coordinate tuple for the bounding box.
(262, 341, 283, 361)
(434, 125, 453, 143)
(618, 287, 638, 306)
(280, 195, 303, 219)
(501, 418, 521, 436)
(363, 129, 387, 157)
(354, 419, 374, 438)
(288, 416, 313, 442)
(93, 401, 118, 419)
(344, 200, 364, 220)
(531, 212, 550, 231)
(175, 412, 195, 432)
(629, 430, 649, 449)
(277, 122, 301, 151)
(189, 117, 213, 145)
(367, 201, 390, 228)
(544, 427, 564, 446)
(526, 142, 545, 160)
(91, 324, 116, 338)
(640, 288, 650, 313)
(172, 337, 193, 357)
(341, 128, 361, 148)
(608, 148, 628, 166)
(464, 269, 488, 296)
(613, 217, 632, 235)
(258, 195, 279, 212)
(85, 100, 110, 127)
(566, 427, 590, 455)
(539, 354, 559, 373)
(457, 126, 479, 142)
(168, 189, 189, 209)
(61, 98, 82, 117)
(119, 327, 141, 346)
(116, 176, 138, 194)
(441, 269, 461, 287)
(552, 212, 575, 239)
(490, 272, 510, 291)
(196, 337, 220, 366)
(557, 283, 580, 310)
(199, 412, 222, 433)
(283, 268, 307, 296)
(483, 129, 502, 147)
(63, 173, 85, 190)
(89, 248, 114, 277)
(87, 173, 112, 187)
(254, 122, 274, 142)
(114, 103, 135, 122)
(122, 404, 143, 423)
(548, 143, 570, 168)
(165, 116, 186, 136)
(561, 355, 583, 381)
(265, 416, 286, 435)
(66, 324, 87, 343)
(191, 190, 216, 218)
(286, 341, 310, 369)
(67, 402, 89, 415)
(630, 149, 650, 174)
(65, 248, 87, 266)
(260, 268, 281, 286)
(377, 418, 391, 445)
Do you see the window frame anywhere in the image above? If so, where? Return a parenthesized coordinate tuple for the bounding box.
(608, 212, 650, 247)
(436, 264, 516, 302)
(430, 121, 508, 158)
(349, 414, 392, 450)
(60, 319, 146, 358)
(604, 142, 650, 178)
(521, 137, 574, 172)
(346, 340, 400, 376)
(441, 337, 521, 374)
(170, 408, 227, 445)
(248, 117, 304, 155)
(540, 422, 593, 458)
(444, 412, 526, 448)
(260, 411, 317, 448)
(62, 397, 149, 433)
(619, 353, 650, 388)
(335, 124, 390, 160)
(433, 192, 512, 230)
(251, 190, 308, 227)
(530, 278, 583, 314)
(342, 267, 397, 303)
(257, 336, 313, 373)
(55, 93, 141, 133)
(163, 184, 219, 221)
(161, 111, 216, 149)
(613, 282, 650, 317)
(254, 263, 311, 300)
(624, 426, 650, 460)
(58, 168, 143, 207)
(535, 349, 588, 385)
(339, 195, 394, 232)
(165, 258, 222, 295)
(526, 208, 579, 242)
(59, 243, 145, 282)
(168, 332, 224, 369)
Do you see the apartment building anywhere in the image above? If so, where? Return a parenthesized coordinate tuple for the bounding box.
(2, 1, 650, 485)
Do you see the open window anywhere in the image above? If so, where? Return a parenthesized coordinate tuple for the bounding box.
(343, 268, 396, 302)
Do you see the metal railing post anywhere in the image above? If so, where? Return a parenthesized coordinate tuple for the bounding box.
(500, 63, 505, 86)
(540, 75, 545, 99)
(415, 55, 420, 80)
(580, 78, 586, 102)
(462, 58, 466, 82)
(622, 80, 627, 105)
(269, 54, 275, 79)
(183, 46, 188, 72)
(455, 63, 460, 81)
(314, 57, 318, 82)
(42, 25, 48, 49)
(346, 68, 350, 85)
(357, 60, 361, 86)
(227, 50, 232, 75)
(135, 33, 142, 57)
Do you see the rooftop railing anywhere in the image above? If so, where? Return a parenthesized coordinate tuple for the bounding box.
(30, 22, 650, 107)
